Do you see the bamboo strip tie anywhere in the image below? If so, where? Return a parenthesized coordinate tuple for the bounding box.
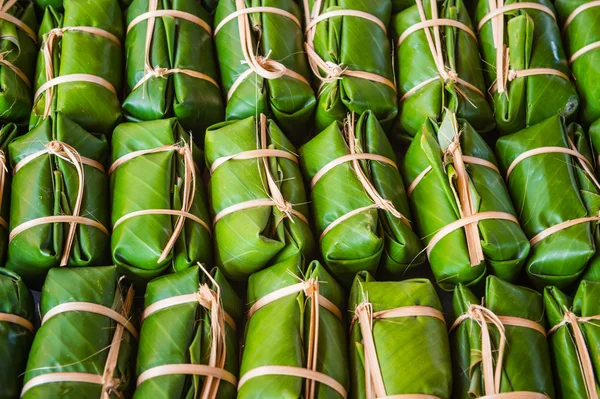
(562, 0, 600, 63)
(0, 0, 36, 43)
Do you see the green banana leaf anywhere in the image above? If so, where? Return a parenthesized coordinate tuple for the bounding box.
(496, 115, 600, 290)
(403, 114, 529, 290)
(0, 1, 37, 127)
(123, 0, 224, 143)
(205, 116, 315, 281)
(111, 118, 212, 284)
(451, 276, 554, 398)
(0, 268, 34, 399)
(306, 0, 398, 133)
(213, 0, 315, 145)
(6, 112, 110, 288)
(22, 266, 136, 399)
(474, 0, 578, 134)
(544, 280, 600, 399)
(239, 257, 348, 398)
(30, 0, 123, 136)
(349, 272, 452, 399)
(393, 0, 494, 138)
(0, 124, 19, 264)
(135, 265, 242, 399)
(299, 111, 424, 287)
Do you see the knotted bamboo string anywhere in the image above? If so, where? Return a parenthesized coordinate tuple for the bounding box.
(450, 304, 548, 399)
(0, 0, 36, 43)
(35, 26, 120, 119)
(0, 150, 7, 230)
(9, 141, 109, 266)
(21, 286, 137, 398)
(398, 0, 485, 102)
(562, 0, 600, 62)
(353, 301, 445, 399)
(303, 0, 396, 93)
(548, 310, 600, 399)
(479, 0, 569, 94)
(211, 114, 308, 226)
(214, 0, 309, 101)
(0, 312, 33, 333)
(238, 278, 347, 399)
(110, 140, 210, 263)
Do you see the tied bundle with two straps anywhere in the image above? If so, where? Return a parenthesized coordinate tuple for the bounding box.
(303, 0, 398, 133)
(110, 118, 212, 283)
(403, 112, 529, 290)
(474, 0, 578, 134)
(213, 0, 315, 144)
(238, 259, 348, 398)
(299, 111, 423, 287)
(122, 0, 223, 140)
(206, 114, 314, 281)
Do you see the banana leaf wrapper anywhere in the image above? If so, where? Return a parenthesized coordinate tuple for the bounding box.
(474, 0, 578, 134)
(111, 118, 212, 284)
(123, 0, 223, 142)
(544, 280, 600, 399)
(0, 124, 19, 264)
(205, 116, 315, 281)
(393, 0, 494, 138)
(30, 0, 123, 136)
(239, 257, 349, 398)
(403, 115, 529, 290)
(496, 115, 600, 290)
(22, 266, 137, 399)
(306, 0, 398, 133)
(349, 272, 452, 399)
(213, 0, 315, 144)
(451, 276, 554, 398)
(0, 268, 34, 399)
(6, 113, 110, 288)
(299, 111, 424, 287)
(135, 265, 242, 399)
(0, 1, 37, 126)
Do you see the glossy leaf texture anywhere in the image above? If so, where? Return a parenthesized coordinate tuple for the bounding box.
(0, 268, 34, 399)
(474, 0, 579, 134)
(307, 0, 398, 133)
(393, 0, 494, 138)
(123, 0, 224, 143)
(451, 276, 554, 398)
(22, 266, 136, 399)
(205, 116, 315, 281)
(239, 258, 349, 398)
(213, 0, 315, 145)
(349, 272, 452, 399)
(0, 124, 19, 264)
(544, 280, 600, 399)
(299, 111, 424, 287)
(30, 0, 123, 135)
(404, 116, 529, 290)
(111, 119, 212, 285)
(6, 113, 110, 288)
(496, 115, 600, 290)
(135, 266, 242, 399)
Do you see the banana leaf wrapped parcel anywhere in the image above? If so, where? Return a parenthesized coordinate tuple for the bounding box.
(0, 124, 19, 264)
(496, 115, 600, 289)
(30, 0, 124, 136)
(474, 0, 578, 134)
(545, 280, 600, 399)
(451, 276, 554, 398)
(239, 258, 349, 398)
(111, 119, 212, 284)
(213, 0, 315, 144)
(393, 0, 494, 138)
(21, 266, 137, 399)
(0, 269, 34, 399)
(205, 115, 315, 281)
(403, 112, 529, 290)
(349, 272, 452, 399)
(299, 111, 423, 287)
(123, 0, 223, 141)
(304, 0, 398, 133)
(135, 265, 242, 399)
(6, 112, 110, 288)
